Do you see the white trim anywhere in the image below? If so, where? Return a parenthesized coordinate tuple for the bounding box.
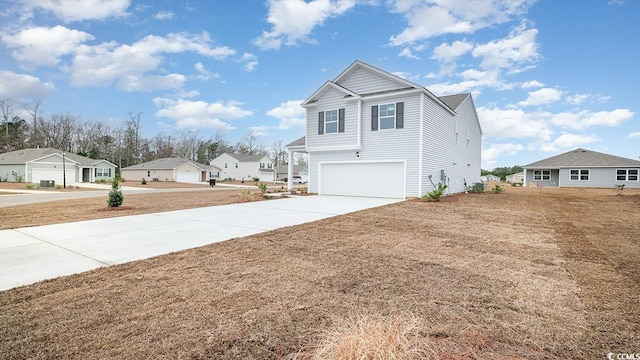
(357, 99, 362, 149)
(418, 93, 424, 197)
(306, 144, 361, 152)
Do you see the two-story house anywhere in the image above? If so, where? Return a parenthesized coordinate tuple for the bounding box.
(286, 60, 482, 198)
(210, 153, 275, 181)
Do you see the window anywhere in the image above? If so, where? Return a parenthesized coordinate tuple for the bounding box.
(533, 170, 551, 181)
(379, 103, 396, 129)
(570, 169, 590, 181)
(260, 163, 265, 169)
(371, 102, 404, 131)
(617, 169, 639, 181)
(95, 168, 111, 177)
(224, 163, 227, 169)
(235, 163, 238, 168)
(147, 170, 150, 177)
(325, 109, 338, 133)
(318, 108, 345, 135)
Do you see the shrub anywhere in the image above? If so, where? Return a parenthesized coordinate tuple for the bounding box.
(141, 178, 147, 185)
(240, 190, 255, 201)
(615, 184, 625, 195)
(491, 184, 505, 194)
(252, 177, 260, 183)
(26, 183, 38, 190)
(107, 177, 124, 207)
(422, 183, 447, 201)
(257, 182, 268, 194)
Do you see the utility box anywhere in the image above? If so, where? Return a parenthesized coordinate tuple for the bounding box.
(473, 182, 484, 191)
(40, 180, 55, 187)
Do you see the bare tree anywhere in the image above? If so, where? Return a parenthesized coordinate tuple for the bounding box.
(0, 98, 16, 151)
(270, 140, 287, 166)
(40, 113, 78, 151)
(235, 132, 265, 155)
(294, 153, 308, 165)
(150, 134, 176, 159)
(24, 99, 43, 148)
(175, 131, 201, 161)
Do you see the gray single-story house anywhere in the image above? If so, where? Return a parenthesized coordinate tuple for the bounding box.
(121, 158, 220, 183)
(274, 164, 308, 182)
(0, 148, 116, 184)
(506, 172, 524, 184)
(523, 148, 640, 188)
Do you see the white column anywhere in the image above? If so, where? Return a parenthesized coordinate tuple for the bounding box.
(287, 151, 294, 191)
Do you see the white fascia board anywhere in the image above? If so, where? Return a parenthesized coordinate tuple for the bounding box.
(306, 144, 362, 152)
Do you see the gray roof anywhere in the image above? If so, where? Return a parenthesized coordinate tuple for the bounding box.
(224, 153, 269, 162)
(123, 158, 213, 170)
(524, 148, 640, 168)
(438, 94, 469, 111)
(274, 164, 306, 174)
(286, 136, 305, 148)
(0, 148, 115, 167)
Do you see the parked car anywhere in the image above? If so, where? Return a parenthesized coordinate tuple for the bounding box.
(285, 175, 306, 184)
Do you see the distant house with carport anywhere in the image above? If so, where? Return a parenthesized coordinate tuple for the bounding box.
(121, 158, 219, 183)
(274, 164, 308, 182)
(523, 148, 640, 188)
(210, 153, 275, 181)
(506, 172, 524, 184)
(0, 147, 116, 184)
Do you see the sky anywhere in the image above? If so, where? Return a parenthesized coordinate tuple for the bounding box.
(0, 0, 638, 169)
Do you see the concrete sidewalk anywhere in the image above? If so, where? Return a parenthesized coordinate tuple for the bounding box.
(0, 196, 402, 291)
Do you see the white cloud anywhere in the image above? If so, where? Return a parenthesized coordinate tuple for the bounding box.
(540, 133, 600, 152)
(267, 100, 306, 129)
(193, 62, 220, 80)
(118, 73, 185, 92)
(431, 40, 473, 63)
(238, 53, 259, 72)
(564, 93, 589, 105)
(254, 0, 356, 50)
(520, 80, 543, 89)
(471, 23, 540, 72)
(477, 107, 553, 142)
(398, 48, 420, 59)
(22, 0, 130, 22)
(388, 0, 536, 46)
(250, 125, 271, 137)
(70, 32, 236, 90)
(153, 10, 175, 20)
(627, 132, 640, 139)
(547, 109, 634, 130)
(482, 142, 524, 166)
(518, 87, 564, 107)
(428, 69, 502, 95)
(0, 70, 55, 99)
(153, 98, 252, 131)
(2, 25, 94, 66)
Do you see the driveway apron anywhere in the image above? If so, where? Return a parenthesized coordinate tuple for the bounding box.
(0, 196, 402, 291)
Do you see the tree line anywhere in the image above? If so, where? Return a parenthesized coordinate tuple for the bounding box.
(481, 165, 524, 180)
(0, 98, 301, 170)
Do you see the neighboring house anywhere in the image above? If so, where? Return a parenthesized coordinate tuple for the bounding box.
(505, 172, 524, 184)
(121, 158, 219, 182)
(481, 174, 501, 182)
(274, 164, 307, 182)
(0, 148, 116, 184)
(210, 153, 275, 181)
(286, 60, 482, 198)
(523, 148, 640, 188)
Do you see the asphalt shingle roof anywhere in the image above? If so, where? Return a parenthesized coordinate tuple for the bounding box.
(122, 158, 212, 170)
(0, 148, 113, 166)
(438, 94, 469, 111)
(524, 148, 640, 168)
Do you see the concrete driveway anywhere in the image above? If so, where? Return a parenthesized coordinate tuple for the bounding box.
(0, 195, 403, 291)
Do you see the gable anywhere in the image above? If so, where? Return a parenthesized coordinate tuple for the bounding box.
(338, 66, 413, 95)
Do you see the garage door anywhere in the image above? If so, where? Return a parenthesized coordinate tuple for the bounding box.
(176, 172, 199, 183)
(319, 161, 405, 198)
(33, 169, 75, 184)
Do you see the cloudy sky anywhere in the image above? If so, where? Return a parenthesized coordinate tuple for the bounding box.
(0, 0, 637, 168)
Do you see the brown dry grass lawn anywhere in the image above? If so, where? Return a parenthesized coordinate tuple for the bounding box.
(1, 186, 639, 359)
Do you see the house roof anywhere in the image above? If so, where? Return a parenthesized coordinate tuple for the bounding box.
(439, 94, 469, 111)
(223, 153, 269, 162)
(122, 158, 214, 170)
(524, 148, 640, 168)
(286, 136, 305, 148)
(0, 148, 116, 167)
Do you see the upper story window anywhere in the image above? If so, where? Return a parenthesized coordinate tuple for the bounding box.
(325, 109, 338, 133)
(617, 169, 639, 181)
(260, 163, 265, 169)
(235, 163, 238, 168)
(224, 163, 227, 168)
(533, 170, 550, 181)
(371, 102, 404, 131)
(570, 169, 589, 181)
(318, 108, 345, 135)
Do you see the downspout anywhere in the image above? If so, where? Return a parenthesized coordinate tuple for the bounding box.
(418, 93, 424, 197)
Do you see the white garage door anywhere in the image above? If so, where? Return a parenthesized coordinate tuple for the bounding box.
(319, 161, 405, 198)
(32, 169, 75, 184)
(176, 172, 199, 183)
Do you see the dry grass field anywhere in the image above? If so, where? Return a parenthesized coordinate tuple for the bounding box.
(1, 185, 639, 359)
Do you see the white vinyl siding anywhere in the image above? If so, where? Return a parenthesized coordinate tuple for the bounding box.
(306, 87, 358, 150)
(339, 67, 407, 94)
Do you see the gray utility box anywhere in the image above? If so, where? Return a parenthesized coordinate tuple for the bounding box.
(40, 180, 55, 187)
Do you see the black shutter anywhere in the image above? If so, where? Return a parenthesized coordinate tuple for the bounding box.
(338, 108, 345, 133)
(371, 105, 378, 131)
(396, 102, 404, 129)
(318, 111, 324, 135)
(94, 168, 97, 177)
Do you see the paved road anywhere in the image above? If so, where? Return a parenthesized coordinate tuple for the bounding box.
(0, 195, 402, 291)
